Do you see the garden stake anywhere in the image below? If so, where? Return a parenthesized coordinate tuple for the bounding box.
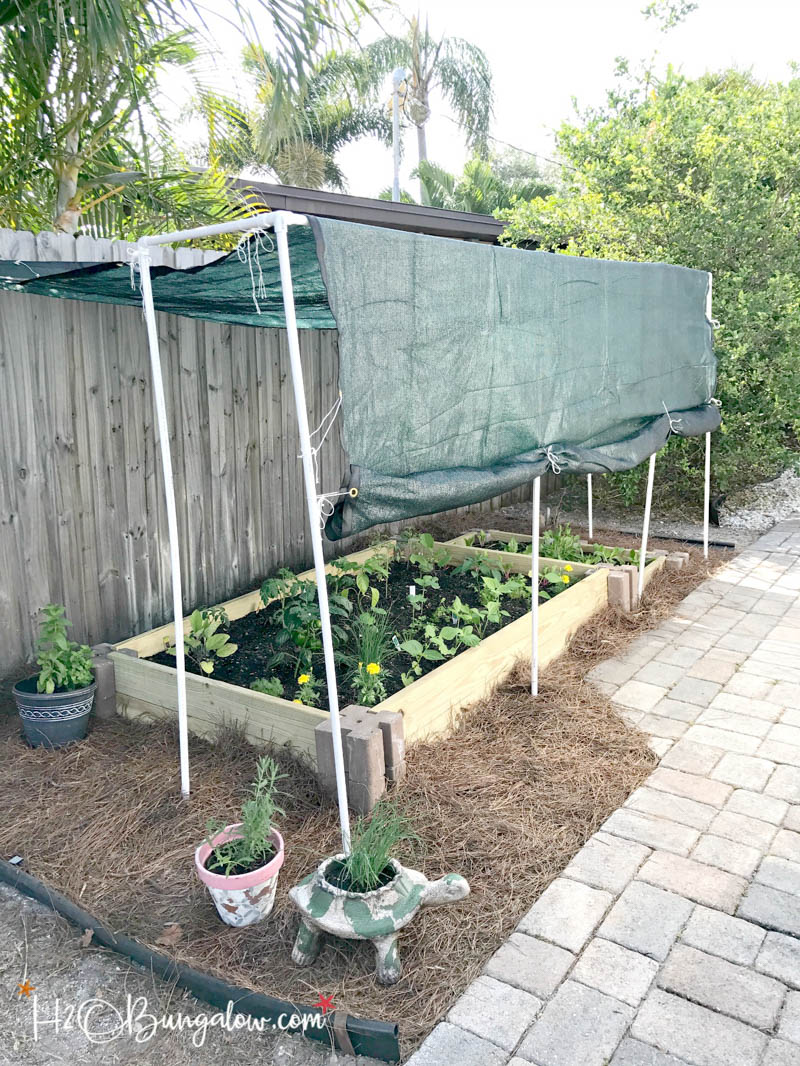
(638, 452, 657, 599)
(531, 476, 540, 696)
(703, 431, 711, 560)
(137, 212, 353, 853)
(136, 248, 190, 797)
(274, 213, 351, 853)
(587, 473, 593, 540)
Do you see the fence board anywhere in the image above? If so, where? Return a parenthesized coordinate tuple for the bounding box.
(0, 228, 537, 677)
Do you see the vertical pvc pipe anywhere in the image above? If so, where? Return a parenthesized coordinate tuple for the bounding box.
(273, 216, 352, 854)
(531, 477, 541, 696)
(703, 431, 711, 560)
(638, 453, 657, 600)
(587, 474, 594, 541)
(137, 249, 190, 797)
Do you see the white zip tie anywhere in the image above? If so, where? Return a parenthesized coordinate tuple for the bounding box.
(545, 445, 563, 474)
(661, 401, 683, 434)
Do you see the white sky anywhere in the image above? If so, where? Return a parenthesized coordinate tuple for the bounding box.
(177, 0, 800, 198)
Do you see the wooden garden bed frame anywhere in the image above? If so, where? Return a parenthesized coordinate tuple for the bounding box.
(111, 538, 656, 758)
(444, 528, 662, 571)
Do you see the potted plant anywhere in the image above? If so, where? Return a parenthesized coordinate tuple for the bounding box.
(194, 756, 286, 927)
(289, 801, 470, 985)
(12, 604, 96, 749)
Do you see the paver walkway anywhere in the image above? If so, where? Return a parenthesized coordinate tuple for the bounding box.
(408, 516, 800, 1066)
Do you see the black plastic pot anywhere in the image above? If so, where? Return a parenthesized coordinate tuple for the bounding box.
(12, 676, 95, 748)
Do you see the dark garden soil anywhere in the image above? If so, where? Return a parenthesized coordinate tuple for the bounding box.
(0, 530, 726, 1058)
(147, 557, 573, 704)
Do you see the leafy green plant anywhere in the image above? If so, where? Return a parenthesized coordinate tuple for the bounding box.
(451, 550, 503, 581)
(164, 608, 237, 676)
(480, 573, 529, 604)
(447, 594, 504, 636)
(350, 660, 387, 707)
(330, 550, 391, 609)
(540, 525, 585, 563)
(262, 571, 351, 675)
(34, 604, 94, 694)
(397, 531, 452, 574)
(250, 676, 284, 698)
(332, 800, 420, 893)
(538, 566, 573, 601)
(399, 621, 480, 686)
(204, 756, 285, 877)
(406, 573, 440, 621)
(293, 671, 323, 707)
(336, 612, 395, 706)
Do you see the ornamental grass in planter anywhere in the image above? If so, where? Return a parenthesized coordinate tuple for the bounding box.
(290, 801, 470, 985)
(12, 604, 96, 749)
(194, 756, 286, 927)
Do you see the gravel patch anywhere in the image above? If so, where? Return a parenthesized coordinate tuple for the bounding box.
(719, 468, 800, 534)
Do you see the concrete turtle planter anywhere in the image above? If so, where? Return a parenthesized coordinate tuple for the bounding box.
(195, 823, 285, 927)
(289, 855, 470, 985)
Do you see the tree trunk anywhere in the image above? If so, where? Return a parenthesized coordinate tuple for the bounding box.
(53, 129, 82, 235)
(416, 122, 428, 203)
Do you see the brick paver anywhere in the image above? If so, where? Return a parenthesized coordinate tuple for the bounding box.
(408, 518, 800, 1066)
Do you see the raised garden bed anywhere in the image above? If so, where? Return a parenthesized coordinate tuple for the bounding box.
(446, 527, 662, 573)
(0, 536, 720, 1059)
(112, 536, 609, 754)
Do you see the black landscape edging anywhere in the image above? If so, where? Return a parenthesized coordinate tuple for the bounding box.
(0, 858, 400, 1062)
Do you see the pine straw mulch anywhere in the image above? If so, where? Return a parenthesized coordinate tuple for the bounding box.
(0, 540, 728, 1057)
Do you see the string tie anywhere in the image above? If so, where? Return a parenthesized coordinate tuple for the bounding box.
(545, 445, 563, 474)
(236, 230, 275, 313)
(661, 401, 683, 434)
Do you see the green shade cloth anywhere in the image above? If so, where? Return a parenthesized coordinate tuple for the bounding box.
(0, 217, 719, 542)
(308, 218, 719, 539)
(0, 225, 336, 329)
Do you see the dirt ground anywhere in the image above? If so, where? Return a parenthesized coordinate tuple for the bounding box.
(0, 882, 376, 1065)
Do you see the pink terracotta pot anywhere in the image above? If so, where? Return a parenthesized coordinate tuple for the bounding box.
(195, 823, 285, 927)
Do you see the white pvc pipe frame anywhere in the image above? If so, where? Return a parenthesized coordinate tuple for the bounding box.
(136, 210, 713, 825)
(137, 211, 352, 853)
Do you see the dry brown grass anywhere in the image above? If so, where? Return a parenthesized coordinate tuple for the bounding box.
(0, 538, 726, 1056)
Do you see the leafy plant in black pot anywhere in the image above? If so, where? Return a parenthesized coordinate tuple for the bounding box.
(12, 605, 96, 748)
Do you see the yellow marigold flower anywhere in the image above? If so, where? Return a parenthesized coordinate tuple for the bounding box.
(366, 662, 381, 675)
(298, 673, 310, 685)
(293, 698, 303, 704)
(562, 575, 570, 584)
(564, 564, 573, 572)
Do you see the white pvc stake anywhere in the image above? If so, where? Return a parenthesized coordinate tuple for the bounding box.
(587, 474, 594, 540)
(638, 452, 657, 600)
(703, 431, 711, 559)
(137, 250, 190, 797)
(274, 216, 352, 854)
(531, 477, 541, 696)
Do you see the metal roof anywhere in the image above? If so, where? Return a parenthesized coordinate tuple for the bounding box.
(234, 179, 505, 243)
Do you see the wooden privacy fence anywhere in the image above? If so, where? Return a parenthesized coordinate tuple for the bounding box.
(0, 228, 543, 679)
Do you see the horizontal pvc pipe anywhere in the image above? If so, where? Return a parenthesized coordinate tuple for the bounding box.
(137, 211, 308, 248)
(0, 858, 400, 1062)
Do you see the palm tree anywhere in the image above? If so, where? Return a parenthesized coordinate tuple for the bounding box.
(196, 46, 392, 191)
(379, 153, 556, 216)
(357, 16, 493, 196)
(0, 0, 372, 233)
